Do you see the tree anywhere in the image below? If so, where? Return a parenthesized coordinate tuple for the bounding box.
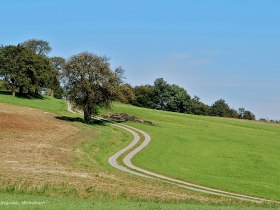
(22, 39, 51, 55)
(0, 45, 53, 96)
(0, 45, 57, 96)
(238, 107, 255, 120)
(0, 45, 31, 96)
(64, 52, 119, 124)
(242, 110, 255, 120)
(29, 53, 56, 95)
(238, 108, 245, 118)
(114, 66, 125, 84)
(132, 85, 153, 107)
(116, 83, 135, 104)
(166, 84, 191, 113)
(228, 108, 239, 118)
(113, 66, 133, 103)
(190, 96, 210, 116)
(49, 56, 65, 77)
(48, 56, 66, 97)
(0, 80, 9, 91)
(0, 45, 5, 88)
(132, 79, 192, 113)
(151, 78, 171, 110)
(210, 99, 232, 117)
(46, 71, 64, 98)
(259, 118, 267, 122)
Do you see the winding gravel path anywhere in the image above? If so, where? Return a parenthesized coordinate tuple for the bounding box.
(67, 102, 277, 204)
(108, 123, 276, 203)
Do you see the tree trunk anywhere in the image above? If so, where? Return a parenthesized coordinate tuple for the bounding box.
(35, 88, 39, 95)
(12, 85, 16, 97)
(83, 106, 92, 124)
(19, 86, 24, 95)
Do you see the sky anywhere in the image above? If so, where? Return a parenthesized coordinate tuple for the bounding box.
(1, 0, 279, 119)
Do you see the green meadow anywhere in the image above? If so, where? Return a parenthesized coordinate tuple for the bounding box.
(106, 103, 280, 201)
(0, 93, 69, 116)
(0, 193, 276, 210)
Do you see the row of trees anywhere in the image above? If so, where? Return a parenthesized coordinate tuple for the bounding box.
(259, 118, 280, 123)
(118, 78, 256, 120)
(0, 39, 257, 123)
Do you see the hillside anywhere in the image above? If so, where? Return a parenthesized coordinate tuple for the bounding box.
(103, 103, 280, 201)
(0, 94, 279, 209)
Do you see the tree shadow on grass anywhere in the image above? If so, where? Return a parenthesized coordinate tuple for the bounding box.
(55, 116, 109, 126)
(0, 91, 12, 95)
(0, 91, 45, 99)
(16, 93, 45, 100)
(104, 119, 125, 124)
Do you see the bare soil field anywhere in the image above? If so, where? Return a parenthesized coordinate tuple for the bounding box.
(0, 103, 87, 184)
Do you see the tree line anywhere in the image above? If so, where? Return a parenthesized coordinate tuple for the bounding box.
(117, 78, 256, 120)
(0, 38, 274, 123)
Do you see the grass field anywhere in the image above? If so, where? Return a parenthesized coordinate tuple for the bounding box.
(104, 103, 280, 201)
(0, 193, 277, 210)
(1, 94, 279, 209)
(0, 93, 71, 116)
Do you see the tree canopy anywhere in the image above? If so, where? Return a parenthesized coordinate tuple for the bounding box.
(22, 39, 52, 55)
(49, 56, 65, 75)
(132, 85, 154, 108)
(165, 84, 191, 113)
(116, 83, 135, 104)
(238, 108, 255, 120)
(0, 45, 55, 96)
(131, 78, 192, 113)
(210, 99, 232, 117)
(190, 96, 210, 116)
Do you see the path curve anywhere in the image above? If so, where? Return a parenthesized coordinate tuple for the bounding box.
(109, 123, 275, 203)
(67, 102, 277, 204)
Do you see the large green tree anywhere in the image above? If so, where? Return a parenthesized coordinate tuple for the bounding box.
(116, 83, 135, 104)
(132, 78, 192, 113)
(166, 84, 191, 113)
(49, 56, 65, 76)
(190, 96, 210, 116)
(151, 78, 171, 110)
(132, 85, 154, 107)
(64, 52, 119, 123)
(0, 45, 54, 96)
(48, 56, 66, 98)
(238, 108, 255, 120)
(210, 99, 235, 117)
(30, 54, 56, 95)
(0, 45, 31, 96)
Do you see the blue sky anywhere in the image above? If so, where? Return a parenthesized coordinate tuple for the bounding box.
(1, 0, 279, 119)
